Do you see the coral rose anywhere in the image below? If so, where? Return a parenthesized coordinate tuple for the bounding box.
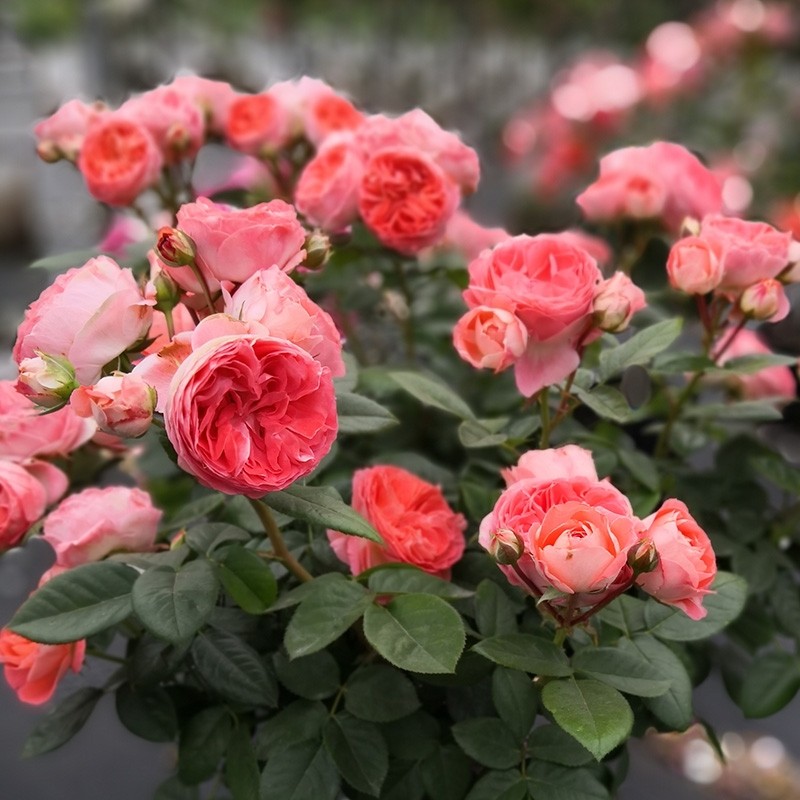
(34, 98, 106, 162)
(667, 235, 723, 295)
(70, 373, 156, 438)
(42, 486, 161, 568)
(327, 465, 466, 578)
(165, 335, 337, 497)
(453, 306, 528, 372)
(636, 499, 716, 620)
(225, 91, 292, 155)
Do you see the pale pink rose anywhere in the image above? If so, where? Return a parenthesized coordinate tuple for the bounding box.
(0, 382, 94, 460)
(592, 271, 646, 332)
(70, 374, 156, 438)
(502, 444, 599, 487)
(0, 629, 85, 706)
(295, 136, 363, 231)
(700, 214, 792, 290)
(132, 334, 193, 414)
(739, 278, 789, 321)
(13, 256, 153, 385)
(77, 114, 163, 206)
(667, 235, 723, 295)
(636, 499, 716, 620)
(169, 74, 238, 136)
(165, 335, 337, 497)
(327, 465, 466, 579)
(439, 210, 510, 262)
(224, 90, 293, 155)
(716, 327, 797, 401)
(463, 235, 602, 396)
(453, 306, 528, 372)
(0, 459, 67, 551)
(34, 99, 106, 162)
(223, 267, 345, 376)
(160, 197, 307, 293)
(43, 486, 161, 568)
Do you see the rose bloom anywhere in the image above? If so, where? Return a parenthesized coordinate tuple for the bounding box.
(224, 90, 292, 155)
(359, 147, 459, 254)
(700, 214, 791, 291)
(169, 74, 238, 136)
(70, 373, 156, 438)
(463, 234, 602, 396)
(553, 229, 612, 268)
(295, 137, 363, 231)
(453, 306, 528, 372)
(667, 235, 723, 295)
(77, 114, 163, 206)
(42, 486, 161, 568)
(593, 271, 646, 333)
(327, 465, 466, 578)
(502, 443, 599, 487)
(159, 197, 307, 293)
(438, 210, 510, 262)
(739, 278, 789, 322)
(34, 98, 106, 162)
(0, 629, 85, 705)
(636, 499, 716, 620)
(298, 79, 364, 146)
(165, 335, 337, 497)
(13, 255, 153, 385)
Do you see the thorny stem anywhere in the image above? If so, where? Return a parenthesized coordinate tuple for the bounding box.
(249, 498, 313, 583)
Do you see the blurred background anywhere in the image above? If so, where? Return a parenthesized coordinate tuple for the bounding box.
(2, 1, 800, 797)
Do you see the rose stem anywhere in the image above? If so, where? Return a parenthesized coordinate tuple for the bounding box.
(249, 498, 313, 583)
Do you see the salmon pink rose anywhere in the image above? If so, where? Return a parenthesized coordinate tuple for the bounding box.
(42, 486, 161, 568)
(70, 374, 156, 438)
(34, 98, 106, 162)
(225, 91, 292, 155)
(0, 629, 85, 705)
(636, 499, 716, 620)
(739, 278, 789, 321)
(592, 271, 646, 333)
(667, 235, 723, 295)
(299, 80, 364, 146)
(165, 335, 337, 497)
(501, 444, 599, 487)
(439, 210, 510, 262)
(453, 306, 528, 372)
(169, 74, 237, 136)
(327, 465, 466, 578)
(13, 256, 153, 385)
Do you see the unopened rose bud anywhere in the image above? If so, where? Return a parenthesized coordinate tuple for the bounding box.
(17, 353, 78, 409)
(593, 272, 646, 333)
(165, 122, 191, 155)
(70, 373, 156, 438)
(666, 236, 722, 295)
(627, 538, 659, 576)
(36, 140, 62, 164)
(302, 231, 331, 270)
(488, 527, 525, 565)
(739, 278, 788, 321)
(156, 227, 196, 268)
(153, 268, 181, 312)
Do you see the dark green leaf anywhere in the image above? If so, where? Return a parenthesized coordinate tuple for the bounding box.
(526, 761, 610, 800)
(184, 522, 250, 555)
(381, 710, 440, 761)
(458, 418, 509, 449)
(684, 401, 782, 422)
(472, 634, 572, 677)
(718, 354, 798, 374)
(324, 713, 388, 796)
(739, 651, 800, 718)
(474, 580, 519, 637)
(528, 724, 593, 766)
(337, 392, 398, 434)
(178, 706, 232, 785)
(597, 595, 647, 636)
(617, 449, 660, 492)
(22, 688, 102, 757)
(163, 495, 226, 533)
(154, 776, 198, 800)
(115, 684, 177, 742)
(598, 318, 683, 381)
(218, 545, 277, 614)
(255, 700, 328, 759)
(651, 353, 714, 374)
(451, 717, 520, 769)
(380, 761, 425, 800)
(367, 566, 473, 599)
(572, 385, 632, 423)
(226, 725, 260, 800)
(571, 646, 671, 697)
(464, 770, 523, 800)
(389, 370, 476, 419)
(420, 744, 472, 800)
(492, 667, 538, 741)
(274, 648, 340, 700)
(259, 740, 339, 800)
(344, 665, 420, 722)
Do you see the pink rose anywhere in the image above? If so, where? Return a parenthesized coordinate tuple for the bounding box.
(636, 499, 716, 620)
(0, 629, 85, 705)
(160, 197, 307, 293)
(501, 444, 599, 487)
(165, 335, 337, 497)
(463, 235, 602, 396)
(700, 214, 791, 290)
(42, 486, 161, 568)
(296, 79, 364, 146)
(169, 74, 238, 136)
(439, 210, 510, 262)
(34, 99, 106, 162)
(453, 306, 528, 372)
(327, 465, 466, 579)
(295, 137, 363, 231)
(70, 374, 156, 438)
(77, 114, 163, 206)
(552, 229, 612, 268)
(224, 90, 293, 155)
(667, 236, 723, 295)
(13, 256, 153, 385)
(739, 278, 789, 322)
(592, 271, 646, 333)
(131, 335, 193, 414)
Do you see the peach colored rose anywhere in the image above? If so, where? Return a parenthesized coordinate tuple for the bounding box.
(131, 334, 193, 414)
(739, 278, 789, 321)
(34, 98, 106, 162)
(636, 499, 716, 620)
(224, 90, 292, 155)
(70, 374, 156, 438)
(667, 236, 723, 295)
(13, 256, 153, 385)
(502, 444, 599, 487)
(42, 486, 161, 568)
(0, 629, 85, 705)
(77, 114, 163, 206)
(165, 335, 337, 497)
(327, 465, 466, 579)
(453, 306, 528, 372)
(592, 271, 646, 333)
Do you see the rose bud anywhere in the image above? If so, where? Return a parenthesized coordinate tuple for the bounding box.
(627, 538, 660, 576)
(592, 272, 646, 333)
(302, 231, 331, 270)
(151, 267, 181, 313)
(70, 373, 156, 438)
(739, 278, 789, 321)
(453, 306, 528, 372)
(666, 236, 723, 295)
(156, 227, 197, 268)
(487, 527, 525, 565)
(17, 354, 78, 409)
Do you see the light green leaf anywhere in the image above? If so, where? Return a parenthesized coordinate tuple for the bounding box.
(572, 385, 633, 423)
(184, 522, 250, 555)
(337, 392, 398, 434)
(458, 417, 509, 449)
(598, 318, 683, 381)
(218, 545, 277, 614)
(367, 565, 473, 599)
(684, 401, 782, 422)
(572, 645, 671, 697)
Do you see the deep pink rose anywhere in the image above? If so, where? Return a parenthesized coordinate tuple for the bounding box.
(636, 499, 716, 620)
(327, 465, 466, 578)
(592, 271, 646, 333)
(70, 374, 156, 438)
(453, 306, 528, 372)
(34, 99, 106, 162)
(667, 235, 723, 295)
(165, 335, 337, 497)
(42, 486, 161, 568)
(13, 256, 153, 385)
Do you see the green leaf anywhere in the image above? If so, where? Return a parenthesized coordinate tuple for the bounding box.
(572, 385, 632, 423)
(284, 575, 372, 658)
(458, 417, 509, 448)
(132, 560, 219, 643)
(472, 634, 572, 677)
(367, 565, 473, 599)
(30, 247, 100, 271)
(226, 725, 260, 800)
(597, 595, 647, 636)
(541, 678, 632, 761)
(337, 392, 398, 434)
(264, 484, 382, 543)
(464, 770, 523, 800)
(344, 665, 420, 722)
(163, 494, 226, 533)
(324, 713, 389, 796)
(115, 684, 177, 742)
(651, 352, 714, 374)
(717, 353, 798, 374)
(154, 776, 199, 800)
(22, 688, 102, 757)
(420, 744, 472, 800)
(10, 562, 138, 643)
(178, 706, 232, 785)
(389, 370, 476, 420)
(526, 761, 610, 800)
(571, 646, 671, 697)
(451, 717, 520, 769)
(259, 740, 339, 800)
(598, 318, 683, 381)
(333, 351, 359, 393)
(363, 594, 465, 674)
(617, 449, 660, 492)
(752, 455, 800, 496)
(191, 629, 275, 706)
(738, 651, 800, 718)
(527, 725, 593, 766)
(684, 401, 782, 422)
(492, 667, 538, 741)
(184, 522, 250, 555)
(474, 580, 519, 637)
(218, 545, 277, 614)
(274, 649, 340, 700)
(644, 572, 747, 641)
(255, 700, 328, 759)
